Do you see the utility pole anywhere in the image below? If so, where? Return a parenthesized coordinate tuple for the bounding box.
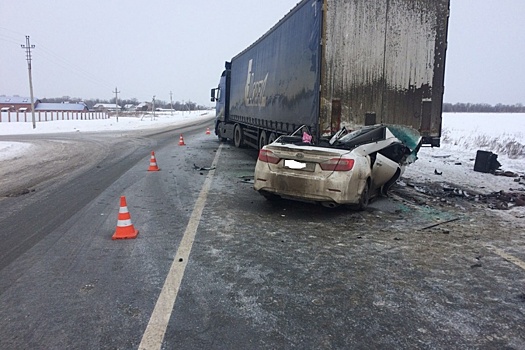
(152, 95, 156, 120)
(21, 36, 36, 129)
(113, 87, 120, 122)
(170, 91, 173, 115)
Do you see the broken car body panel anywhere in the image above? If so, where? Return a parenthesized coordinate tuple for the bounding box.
(254, 124, 422, 207)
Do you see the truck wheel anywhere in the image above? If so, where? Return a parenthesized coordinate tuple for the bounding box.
(216, 123, 227, 142)
(268, 132, 277, 144)
(217, 130, 227, 142)
(258, 130, 268, 149)
(234, 124, 244, 148)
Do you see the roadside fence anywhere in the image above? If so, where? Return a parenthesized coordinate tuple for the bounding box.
(0, 111, 108, 123)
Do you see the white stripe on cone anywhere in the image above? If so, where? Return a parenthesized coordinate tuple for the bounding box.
(117, 219, 133, 227)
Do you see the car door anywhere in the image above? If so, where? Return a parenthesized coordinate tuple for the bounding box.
(353, 138, 401, 191)
(370, 153, 400, 190)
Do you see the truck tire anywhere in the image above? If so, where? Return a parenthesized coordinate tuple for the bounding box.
(268, 132, 277, 144)
(234, 124, 244, 148)
(216, 127, 227, 142)
(258, 130, 268, 149)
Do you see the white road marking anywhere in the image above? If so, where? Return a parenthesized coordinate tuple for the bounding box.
(488, 245, 525, 271)
(139, 143, 223, 350)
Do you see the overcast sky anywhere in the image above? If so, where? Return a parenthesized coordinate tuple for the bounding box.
(1, 0, 524, 106)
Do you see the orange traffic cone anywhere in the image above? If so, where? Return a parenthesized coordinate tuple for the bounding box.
(147, 151, 160, 171)
(206, 127, 211, 135)
(179, 134, 186, 146)
(112, 196, 139, 240)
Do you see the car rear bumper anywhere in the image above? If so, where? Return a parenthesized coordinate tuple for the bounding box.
(254, 163, 365, 204)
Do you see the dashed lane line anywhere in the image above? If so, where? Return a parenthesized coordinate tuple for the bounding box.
(139, 143, 223, 350)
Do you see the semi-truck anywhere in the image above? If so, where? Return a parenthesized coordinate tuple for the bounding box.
(211, 0, 449, 149)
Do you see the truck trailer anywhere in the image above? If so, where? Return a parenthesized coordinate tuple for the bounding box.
(211, 0, 449, 149)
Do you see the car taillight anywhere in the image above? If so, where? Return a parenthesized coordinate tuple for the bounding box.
(258, 149, 280, 164)
(320, 157, 354, 171)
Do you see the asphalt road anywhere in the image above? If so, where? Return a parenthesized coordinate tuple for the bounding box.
(1, 120, 525, 349)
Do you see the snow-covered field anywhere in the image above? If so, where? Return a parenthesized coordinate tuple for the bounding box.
(0, 110, 214, 161)
(0, 111, 524, 196)
(402, 113, 525, 194)
(0, 110, 214, 137)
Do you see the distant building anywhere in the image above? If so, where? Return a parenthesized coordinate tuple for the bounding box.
(35, 102, 89, 112)
(135, 102, 151, 111)
(93, 103, 121, 111)
(0, 95, 41, 112)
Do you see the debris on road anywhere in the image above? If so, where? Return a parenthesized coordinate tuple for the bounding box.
(495, 170, 520, 177)
(420, 217, 460, 230)
(395, 180, 525, 210)
(486, 190, 525, 209)
(239, 175, 254, 184)
(193, 163, 216, 171)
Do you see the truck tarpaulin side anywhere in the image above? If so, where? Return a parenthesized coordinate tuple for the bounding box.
(228, 0, 322, 136)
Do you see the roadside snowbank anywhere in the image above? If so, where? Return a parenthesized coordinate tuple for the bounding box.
(0, 141, 33, 161)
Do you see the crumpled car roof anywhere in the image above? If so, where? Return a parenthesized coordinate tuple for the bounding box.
(331, 124, 421, 153)
(275, 124, 422, 166)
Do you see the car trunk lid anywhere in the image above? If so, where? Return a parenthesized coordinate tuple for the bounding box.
(263, 144, 351, 178)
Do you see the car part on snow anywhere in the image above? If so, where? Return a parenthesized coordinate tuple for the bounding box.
(474, 150, 501, 173)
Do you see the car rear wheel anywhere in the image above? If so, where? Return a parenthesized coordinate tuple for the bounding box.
(354, 179, 370, 211)
(234, 124, 244, 148)
(358, 180, 370, 210)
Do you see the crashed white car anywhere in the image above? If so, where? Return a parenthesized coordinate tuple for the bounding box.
(254, 124, 422, 209)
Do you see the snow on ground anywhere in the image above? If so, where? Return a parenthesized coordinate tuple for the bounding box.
(402, 113, 525, 193)
(0, 110, 214, 161)
(0, 141, 33, 161)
